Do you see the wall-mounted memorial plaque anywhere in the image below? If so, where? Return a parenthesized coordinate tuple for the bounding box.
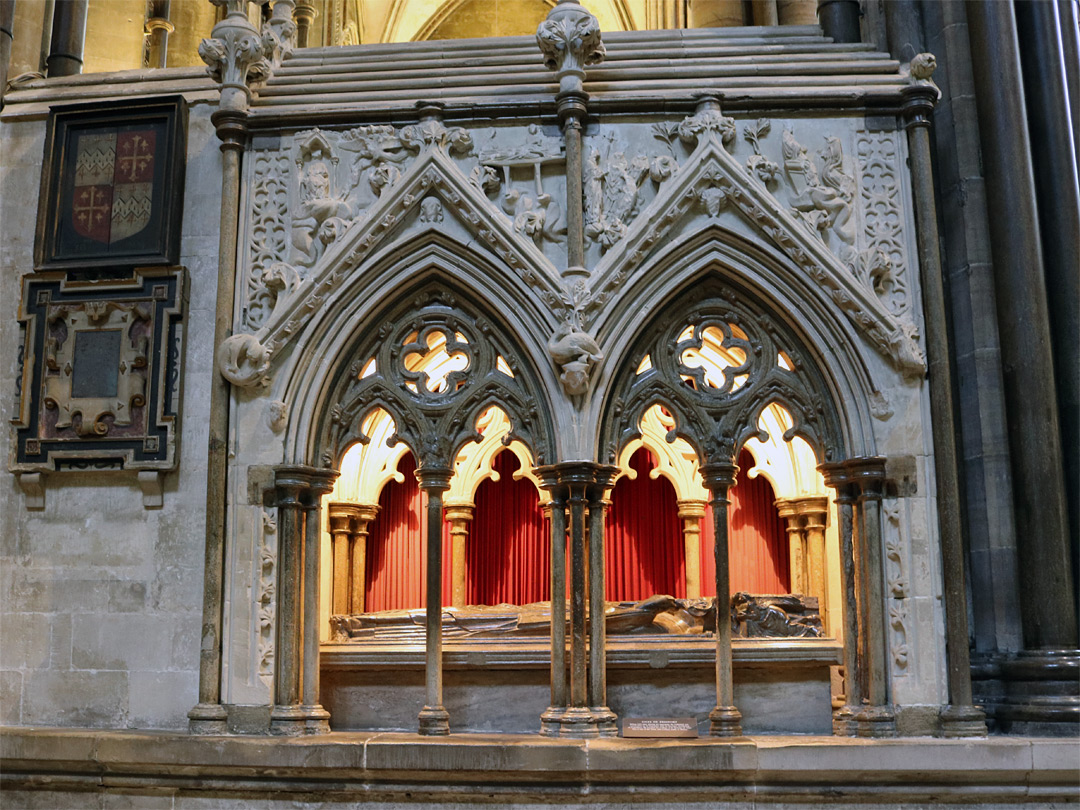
(10, 266, 186, 478)
(35, 96, 187, 270)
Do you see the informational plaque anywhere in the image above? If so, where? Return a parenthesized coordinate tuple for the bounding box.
(621, 717, 699, 738)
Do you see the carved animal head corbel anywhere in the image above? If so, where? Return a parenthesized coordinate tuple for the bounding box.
(548, 320, 603, 399)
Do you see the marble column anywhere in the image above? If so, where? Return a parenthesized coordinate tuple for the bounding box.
(677, 500, 707, 599)
(444, 504, 474, 608)
(300, 468, 337, 734)
(45, 0, 86, 76)
(328, 503, 357, 616)
(847, 458, 896, 738)
(701, 459, 742, 737)
(416, 466, 452, 736)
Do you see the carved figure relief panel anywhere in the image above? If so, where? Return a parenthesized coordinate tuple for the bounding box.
(10, 266, 186, 473)
(235, 110, 924, 396)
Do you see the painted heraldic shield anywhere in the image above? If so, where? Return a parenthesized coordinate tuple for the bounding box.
(72, 129, 156, 244)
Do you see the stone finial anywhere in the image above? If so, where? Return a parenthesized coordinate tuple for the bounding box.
(199, 0, 271, 113)
(536, 0, 605, 85)
(263, 0, 298, 67)
(678, 95, 736, 150)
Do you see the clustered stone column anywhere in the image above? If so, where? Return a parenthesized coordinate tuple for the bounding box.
(271, 465, 338, 736)
(776, 497, 829, 614)
(538, 463, 617, 737)
(820, 458, 896, 737)
(328, 502, 378, 615)
(700, 459, 742, 736)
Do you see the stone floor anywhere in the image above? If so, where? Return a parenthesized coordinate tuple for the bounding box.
(1, 727, 1077, 808)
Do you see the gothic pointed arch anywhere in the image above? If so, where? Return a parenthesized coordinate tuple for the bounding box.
(308, 279, 556, 477)
(599, 274, 846, 470)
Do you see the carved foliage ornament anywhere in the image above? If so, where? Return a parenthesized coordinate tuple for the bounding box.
(199, 1, 271, 94)
(605, 283, 842, 467)
(536, 0, 605, 75)
(321, 290, 551, 472)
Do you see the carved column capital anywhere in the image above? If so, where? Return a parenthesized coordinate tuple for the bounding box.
(700, 459, 738, 492)
(415, 466, 453, 492)
(443, 503, 476, 524)
(676, 498, 708, 521)
(537, 0, 604, 121)
(775, 495, 830, 524)
(200, 0, 271, 115)
(844, 456, 888, 500)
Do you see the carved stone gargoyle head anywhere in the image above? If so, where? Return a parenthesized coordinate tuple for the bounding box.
(548, 321, 603, 398)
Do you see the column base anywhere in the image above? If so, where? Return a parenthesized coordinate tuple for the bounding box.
(940, 703, 988, 737)
(590, 705, 619, 738)
(996, 649, 1079, 736)
(418, 705, 450, 736)
(832, 704, 858, 737)
(708, 705, 743, 737)
(269, 705, 309, 737)
(855, 705, 897, 738)
(187, 702, 228, 735)
(538, 706, 603, 738)
(300, 704, 331, 735)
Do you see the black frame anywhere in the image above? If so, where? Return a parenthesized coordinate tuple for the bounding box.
(35, 96, 188, 270)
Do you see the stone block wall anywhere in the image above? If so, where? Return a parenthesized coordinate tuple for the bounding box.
(0, 101, 221, 730)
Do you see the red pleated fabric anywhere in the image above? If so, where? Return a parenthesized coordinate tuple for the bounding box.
(604, 448, 686, 601)
(700, 449, 790, 596)
(364, 452, 454, 612)
(467, 451, 550, 606)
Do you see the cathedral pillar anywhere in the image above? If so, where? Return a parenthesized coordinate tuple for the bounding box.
(965, 0, 1077, 654)
(846, 458, 896, 738)
(819, 464, 861, 736)
(701, 459, 742, 737)
(45, 0, 86, 76)
(415, 466, 452, 736)
(444, 504, 474, 608)
(677, 499, 707, 599)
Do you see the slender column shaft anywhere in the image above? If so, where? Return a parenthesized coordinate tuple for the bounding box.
(564, 117, 585, 273)
(587, 476, 617, 736)
(821, 464, 862, 736)
(294, 0, 315, 48)
(805, 512, 827, 611)
(817, 0, 860, 43)
(46, 0, 86, 76)
(190, 128, 244, 732)
(751, 0, 778, 27)
(703, 461, 742, 737)
(444, 505, 474, 608)
(903, 95, 986, 734)
(38, 0, 54, 75)
(678, 500, 706, 599)
(417, 468, 452, 735)
(271, 480, 304, 727)
(786, 519, 806, 594)
(568, 481, 588, 709)
(848, 459, 896, 737)
(546, 491, 568, 721)
(329, 507, 351, 616)
(301, 499, 319, 706)
(349, 514, 372, 615)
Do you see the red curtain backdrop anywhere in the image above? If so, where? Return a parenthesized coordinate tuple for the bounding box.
(700, 449, 790, 596)
(467, 451, 550, 605)
(364, 452, 453, 612)
(605, 448, 686, 601)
